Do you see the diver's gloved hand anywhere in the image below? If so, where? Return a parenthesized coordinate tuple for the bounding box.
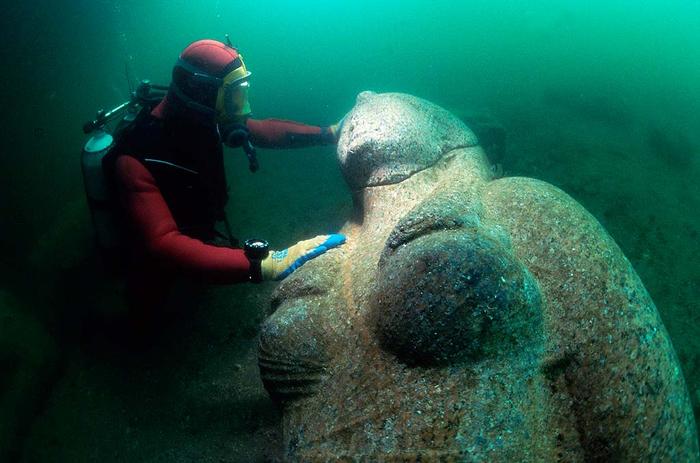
(261, 234, 346, 281)
(329, 114, 348, 142)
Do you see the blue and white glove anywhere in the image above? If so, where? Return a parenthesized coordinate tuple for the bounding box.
(261, 234, 346, 281)
(329, 114, 348, 142)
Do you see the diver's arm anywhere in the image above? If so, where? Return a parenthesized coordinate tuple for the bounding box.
(246, 118, 336, 148)
(113, 155, 252, 284)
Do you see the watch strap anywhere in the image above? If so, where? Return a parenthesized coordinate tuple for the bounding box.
(249, 258, 263, 283)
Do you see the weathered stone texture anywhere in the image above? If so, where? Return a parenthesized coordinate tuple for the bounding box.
(259, 92, 699, 462)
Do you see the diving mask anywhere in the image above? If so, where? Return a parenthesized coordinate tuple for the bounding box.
(216, 65, 252, 123)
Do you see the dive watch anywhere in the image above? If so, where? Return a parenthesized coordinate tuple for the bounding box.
(244, 238, 269, 283)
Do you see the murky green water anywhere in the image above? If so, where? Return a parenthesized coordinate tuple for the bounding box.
(1, 1, 698, 461)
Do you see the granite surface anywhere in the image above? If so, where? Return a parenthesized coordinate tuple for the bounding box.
(259, 91, 699, 462)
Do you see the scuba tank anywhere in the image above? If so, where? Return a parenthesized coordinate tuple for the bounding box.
(81, 127, 119, 251)
(81, 81, 168, 259)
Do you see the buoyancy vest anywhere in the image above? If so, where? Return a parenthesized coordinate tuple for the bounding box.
(104, 111, 229, 242)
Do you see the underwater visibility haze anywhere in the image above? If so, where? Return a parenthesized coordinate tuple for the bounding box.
(1, 0, 699, 461)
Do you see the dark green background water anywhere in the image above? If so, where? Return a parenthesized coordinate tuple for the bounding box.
(1, 1, 698, 461)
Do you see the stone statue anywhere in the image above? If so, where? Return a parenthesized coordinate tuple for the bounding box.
(257, 91, 698, 461)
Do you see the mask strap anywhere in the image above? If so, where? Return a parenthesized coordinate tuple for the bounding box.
(169, 82, 217, 117)
(174, 59, 223, 87)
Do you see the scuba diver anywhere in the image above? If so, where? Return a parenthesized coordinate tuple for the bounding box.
(84, 39, 346, 334)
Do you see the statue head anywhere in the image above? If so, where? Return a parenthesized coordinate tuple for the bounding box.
(337, 91, 478, 190)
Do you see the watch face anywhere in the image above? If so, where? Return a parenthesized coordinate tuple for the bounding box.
(246, 239, 267, 249)
(244, 238, 269, 259)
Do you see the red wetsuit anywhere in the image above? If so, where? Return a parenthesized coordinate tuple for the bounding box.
(113, 98, 334, 318)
